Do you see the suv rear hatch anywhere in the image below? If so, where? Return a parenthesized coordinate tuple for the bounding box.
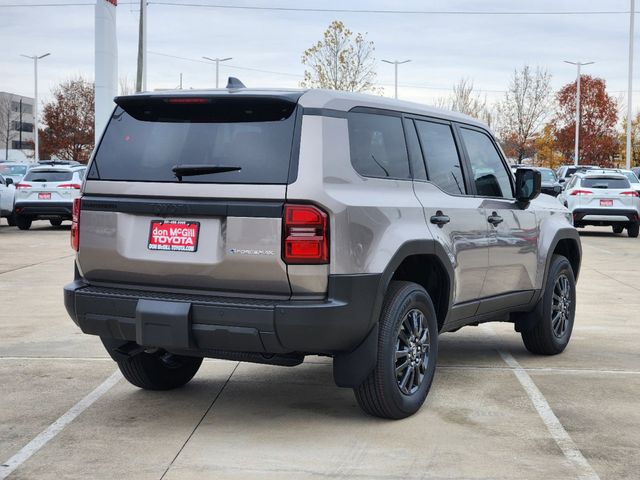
(78, 93, 301, 296)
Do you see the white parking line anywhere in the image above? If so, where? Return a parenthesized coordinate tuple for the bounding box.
(483, 327, 600, 480)
(0, 370, 121, 480)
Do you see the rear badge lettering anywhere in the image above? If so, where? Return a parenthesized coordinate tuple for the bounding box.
(229, 248, 276, 256)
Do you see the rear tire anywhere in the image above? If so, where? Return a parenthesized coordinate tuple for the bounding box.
(627, 222, 639, 238)
(612, 225, 624, 234)
(16, 217, 32, 230)
(116, 350, 203, 390)
(354, 281, 438, 419)
(521, 255, 575, 355)
(49, 219, 63, 227)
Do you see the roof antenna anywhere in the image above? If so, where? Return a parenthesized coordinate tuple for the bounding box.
(226, 77, 246, 89)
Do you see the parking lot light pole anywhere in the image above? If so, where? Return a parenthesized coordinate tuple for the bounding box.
(626, 0, 635, 169)
(20, 52, 50, 162)
(564, 60, 594, 166)
(202, 56, 232, 88)
(382, 59, 411, 99)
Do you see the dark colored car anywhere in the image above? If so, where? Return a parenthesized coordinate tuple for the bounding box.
(535, 167, 563, 197)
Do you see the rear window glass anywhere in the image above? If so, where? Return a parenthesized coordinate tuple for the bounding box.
(538, 169, 557, 182)
(582, 177, 630, 189)
(0, 164, 28, 176)
(24, 170, 72, 182)
(348, 112, 410, 179)
(89, 97, 298, 184)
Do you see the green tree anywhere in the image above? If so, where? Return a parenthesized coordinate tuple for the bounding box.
(301, 20, 380, 93)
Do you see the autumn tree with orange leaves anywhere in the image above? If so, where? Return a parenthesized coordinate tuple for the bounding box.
(40, 77, 94, 162)
(553, 75, 618, 166)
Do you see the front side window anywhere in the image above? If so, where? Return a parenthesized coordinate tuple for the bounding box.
(460, 128, 513, 198)
(414, 120, 466, 195)
(348, 112, 410, 179)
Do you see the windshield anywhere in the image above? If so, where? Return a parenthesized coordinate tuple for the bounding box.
(89, 97, 298, 184)
(538, 169, 557, 182)
(0, 164, 28, 176)
(582, 177, 630, 189)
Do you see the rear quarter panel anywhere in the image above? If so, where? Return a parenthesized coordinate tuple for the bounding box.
(287, 115, 430, 285)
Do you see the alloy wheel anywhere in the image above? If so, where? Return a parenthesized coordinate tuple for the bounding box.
(395, 308, 430, 395)
(551, 274, 572, 338)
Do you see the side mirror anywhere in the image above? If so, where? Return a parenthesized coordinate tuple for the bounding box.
(515, 168, 541, 203)
(5, 177, 13, 186)
(558, 178, 566, 184)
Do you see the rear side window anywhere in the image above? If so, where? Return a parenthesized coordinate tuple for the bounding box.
(460, 128, 513, 198)
(24, 170, 73, 182)
(89, 97, 298, 184)
(348, 112, 410, 179)
(582, 177, 630, 189)
(414, 120, 466, 195)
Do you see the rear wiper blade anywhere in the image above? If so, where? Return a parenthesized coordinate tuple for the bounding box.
(172, 164, 241, 181)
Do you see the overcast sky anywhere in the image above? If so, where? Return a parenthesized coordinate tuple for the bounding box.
(1, 0, 638, 117)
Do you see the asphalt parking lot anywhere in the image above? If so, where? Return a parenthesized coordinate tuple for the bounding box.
(1, 219, 638, 480)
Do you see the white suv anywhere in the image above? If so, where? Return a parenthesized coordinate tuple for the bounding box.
(558, 172, 640, 237)
(14, 164, 86, 230)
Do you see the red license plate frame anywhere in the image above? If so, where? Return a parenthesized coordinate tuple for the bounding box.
(38, 192, 51, 200)
(600, 199, 613, 207)
(148, 220, 200, 252)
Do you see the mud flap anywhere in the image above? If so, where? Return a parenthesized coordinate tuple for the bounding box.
(332, 323, 378, 388)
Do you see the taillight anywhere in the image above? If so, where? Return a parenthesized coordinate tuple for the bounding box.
(71, 198, 81, 251)
(15, 183, 32, 189)
(621, 191, 640, 197)
(58, 183, 81, 189)
(283, 204, 328, 264)
(570, 189, 593, 196)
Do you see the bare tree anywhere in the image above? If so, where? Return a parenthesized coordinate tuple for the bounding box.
(497, 66, 552, 161)
(0, 95, 17, 161)
(119, 75, 136, 96)
(435, 78, 492, 122)
(301, 20, 380, 93)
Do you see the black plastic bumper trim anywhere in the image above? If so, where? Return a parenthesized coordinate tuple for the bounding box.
(64, 274, 380, 356)
(572, 208, 638, 224)
(15, 201, 73, 217)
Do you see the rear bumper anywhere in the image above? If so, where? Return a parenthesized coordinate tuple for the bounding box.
(15, 201, 73, 218)
(64, 274, 380, 356)
(572, 208, 638, 226)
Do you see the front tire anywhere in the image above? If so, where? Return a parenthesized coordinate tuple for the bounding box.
(612, 225, 624, 234)
(50, 219, 63, 227)
(116, 350, 203, 390)
(354, 281, 438, 419)
(16, 216, 32, 230)
(521, 255, 576, 355)
(7, 213, 16, 226)
(627, 222, 639, 238)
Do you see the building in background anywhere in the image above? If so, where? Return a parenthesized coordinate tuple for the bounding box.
(0, 91, 35, 162)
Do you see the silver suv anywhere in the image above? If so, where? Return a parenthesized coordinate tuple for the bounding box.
(64, 88, 581, 419)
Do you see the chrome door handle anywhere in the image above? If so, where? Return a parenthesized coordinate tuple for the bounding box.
(430, 211, 450, 227)
(488, 212, 503, 226)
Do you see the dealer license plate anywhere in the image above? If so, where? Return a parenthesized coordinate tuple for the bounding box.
(600, 199, 613, 207)
(148, 220, 200, 252)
